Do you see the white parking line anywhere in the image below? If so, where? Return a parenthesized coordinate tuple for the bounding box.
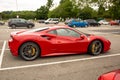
(0, 49, 10, 51)
(0, 53, 120, 71)
(0, 41, 6, 68)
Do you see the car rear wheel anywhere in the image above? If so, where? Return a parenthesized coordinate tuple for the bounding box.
(28, 25, 33, 28)
(11, 25, 16, 29)
(19, 42, 40, 61)
(88, 40, 103, 55)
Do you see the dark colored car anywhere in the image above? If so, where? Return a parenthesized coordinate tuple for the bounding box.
(98, 69, 120, 80)
(86, 19, 101, 26)
(8, 18, 35, 28)
(8, 26, 111, 61)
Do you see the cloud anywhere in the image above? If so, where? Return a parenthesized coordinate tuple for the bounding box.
(0, 0, 60, 12)
(0, 0, 48, 12)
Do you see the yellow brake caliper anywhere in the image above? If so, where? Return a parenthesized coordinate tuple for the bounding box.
(92, 44, 95, 53)
(31, 47, 36, 56)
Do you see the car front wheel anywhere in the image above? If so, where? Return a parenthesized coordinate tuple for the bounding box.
(88, 40, 103, 55)
(19, 42, 40, 61)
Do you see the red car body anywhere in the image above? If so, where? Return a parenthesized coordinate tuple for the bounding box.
(8, 26, 111, 60)
(98, 69, 120, 80)
(109, 20, 119, 26)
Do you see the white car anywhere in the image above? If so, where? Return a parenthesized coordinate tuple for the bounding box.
(44, 18, 59, 24)
(98, 20, 109, 25)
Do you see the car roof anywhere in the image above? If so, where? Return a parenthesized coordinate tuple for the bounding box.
(9, 18, 25, 21)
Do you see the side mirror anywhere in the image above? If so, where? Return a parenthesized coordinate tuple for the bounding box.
(80, 35, 85, 39)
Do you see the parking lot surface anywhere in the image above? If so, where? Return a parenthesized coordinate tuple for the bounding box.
(0, 23, 120, 80)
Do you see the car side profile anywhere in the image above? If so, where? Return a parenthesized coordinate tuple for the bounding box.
(109, 20, 119, 26)
(86, 19, 101, 26)
(44, 18, 59, 24)
(98, 20, 109, 25)
(8, 26, 111, 61)
(67, 19, 88, 27)
(8, 18, 35, 28)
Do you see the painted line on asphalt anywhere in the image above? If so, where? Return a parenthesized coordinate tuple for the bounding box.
(0, 49, 9, 51)
(0, 53, 120, 71)
(0, 40, 8, 42)
(0, 41, 6, 68)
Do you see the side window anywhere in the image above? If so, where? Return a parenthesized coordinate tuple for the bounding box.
(56, 29, 68, 36)
(20, 19, 26, 23)
(66, 29, 80, 37)
(56, 28, 80, 37)
(48, 30, 57, 35)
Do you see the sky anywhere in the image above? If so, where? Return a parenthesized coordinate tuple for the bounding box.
(0, 0, 60, 12)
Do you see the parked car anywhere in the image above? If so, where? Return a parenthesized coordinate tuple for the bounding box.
(0, 21, 5, 25)
(98, 20, 109, 25)
(44, 18, 59, 24)
(109, 20, 119, 26)
(8, 26, 111, 61)
(98, 69, 120, 80)
(8, 18, 35, 28)
(86, 19, 101, 26)
(67, 19, 88, 27)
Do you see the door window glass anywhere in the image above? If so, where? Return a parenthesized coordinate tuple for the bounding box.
(56, 28, 80, 37)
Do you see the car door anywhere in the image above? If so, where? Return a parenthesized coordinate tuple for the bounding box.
(18, 19, 27, 27)
(55, 28, 88, 53)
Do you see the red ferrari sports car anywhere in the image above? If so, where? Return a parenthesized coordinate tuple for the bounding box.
(98, 69, 120, 80)
(8, 26, 111, 60)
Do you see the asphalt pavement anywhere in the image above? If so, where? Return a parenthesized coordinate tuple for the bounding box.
(0, 22, 120, 80)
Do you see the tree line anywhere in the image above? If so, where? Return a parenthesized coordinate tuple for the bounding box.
(0, 0, 120, 20)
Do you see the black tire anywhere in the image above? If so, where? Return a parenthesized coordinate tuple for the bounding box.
(88, 40, 103, 55)
(45, 22, 49, 24)
(11, 25, 16, 29)
(19, 42, 40, 61)
(54, 22, 59, 24)
(28, 25, 33, 28)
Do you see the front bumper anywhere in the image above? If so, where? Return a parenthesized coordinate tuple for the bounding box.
(103, 40, 111, 52)
(8, 39, 20, 56)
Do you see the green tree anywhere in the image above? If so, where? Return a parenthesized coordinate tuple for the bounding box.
(79, 6, 95, 19)
(36, 6, 49, 19)
(109, 0, 120, 19)
(46, 0, 53, 9)
(48, 0, 73, 18)
(98, 4, 105, 17)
